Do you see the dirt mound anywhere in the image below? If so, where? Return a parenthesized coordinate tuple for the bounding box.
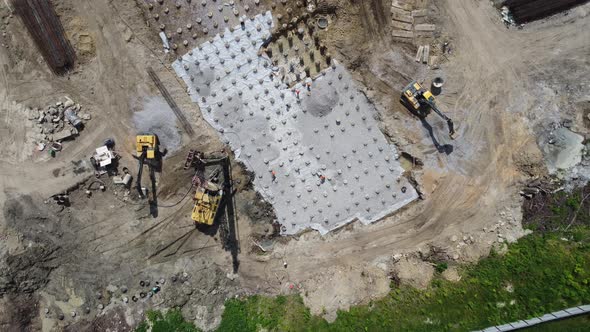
(302, 81, 339, 117)
(391, 255, 434, 289)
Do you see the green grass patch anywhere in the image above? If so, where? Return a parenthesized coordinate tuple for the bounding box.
(137, 308, 201, 332)
(135, 228, 590, 332)
(217, 227, 590, 331)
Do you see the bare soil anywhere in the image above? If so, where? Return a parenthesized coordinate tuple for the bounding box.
(0, 0, 588, 330)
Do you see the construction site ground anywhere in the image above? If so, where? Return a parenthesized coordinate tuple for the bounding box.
(0, 0, 589, 330)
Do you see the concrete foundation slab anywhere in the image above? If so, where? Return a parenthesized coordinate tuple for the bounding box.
(172, 12, 418, 235)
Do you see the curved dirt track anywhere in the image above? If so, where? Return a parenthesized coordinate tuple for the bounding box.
(0, 0, 588, 328)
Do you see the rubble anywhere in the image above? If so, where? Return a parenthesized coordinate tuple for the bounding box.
(26, 97, 90, 151)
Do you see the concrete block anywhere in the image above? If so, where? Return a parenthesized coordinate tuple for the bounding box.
(415, 46, 424, 62)
(579, 304, 590, 312)
(565, 307, 584, 315)
(391, 7, 413, 23)
(414, 31, 434, 39)
(552, 310, 569, 318)
(523, 317, 542, 325)
(412, 9, 428, 17)
(391, 20, 413, 31)
(392, 29, 413, 38)
(539, 314, 557, 322)
(53, 129, 75, 142)
(415, 23, 436, 31)
(509, 320, 528, 329)
(422, 45, 430, 63)
(496, 324, 514, 331)
(482, 327, 501, 332)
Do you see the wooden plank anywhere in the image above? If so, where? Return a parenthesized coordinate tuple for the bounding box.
(412, 9, 428, 17)
(414, 31, 435, 38)
(391, 7, 413, 23)
(147, 67, 195, 137)
(391, 19, 413, 31)
(415, 23, 436, 31)
(392, 29, 414, 38)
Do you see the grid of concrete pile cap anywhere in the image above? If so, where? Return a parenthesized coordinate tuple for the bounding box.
(173, 11, 418, 235)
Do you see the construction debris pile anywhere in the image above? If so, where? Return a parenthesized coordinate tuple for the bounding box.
(25, 97, 90, 154)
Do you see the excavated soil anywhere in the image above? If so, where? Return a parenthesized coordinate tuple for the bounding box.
(0, 0, 589, 329)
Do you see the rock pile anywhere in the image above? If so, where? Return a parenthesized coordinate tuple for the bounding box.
(25, 97, 90, 149)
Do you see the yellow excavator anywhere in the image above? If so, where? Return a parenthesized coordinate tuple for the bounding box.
(186, 151, 230, 226)
(192, 183, 223, 226)
(134, 134, 161, 199)
(402, 81, 456, 139)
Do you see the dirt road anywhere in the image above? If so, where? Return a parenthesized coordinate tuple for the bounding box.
(0, 0, 588, 329)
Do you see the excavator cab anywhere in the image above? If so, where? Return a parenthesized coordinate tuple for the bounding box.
(403, 82, 422, 110)
(136, 135, 158, 160)
(421, 89, 435, 103)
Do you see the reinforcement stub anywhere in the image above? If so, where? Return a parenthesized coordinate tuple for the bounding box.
(172, 11, 418, 235)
